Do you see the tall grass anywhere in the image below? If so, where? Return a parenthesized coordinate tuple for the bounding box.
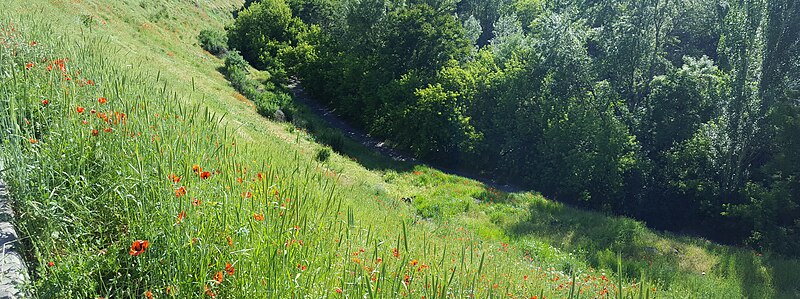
(2, 1, 795, 298)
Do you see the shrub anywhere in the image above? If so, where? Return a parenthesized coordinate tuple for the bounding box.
(315, 147, 331, 162)
(317, 127, 344, 152)
(198, 29, 228, 56)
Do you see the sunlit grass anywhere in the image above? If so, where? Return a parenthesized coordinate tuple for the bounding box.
(0, 1, 796, 298)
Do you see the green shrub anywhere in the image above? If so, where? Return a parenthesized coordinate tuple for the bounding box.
(317, 128, 345, 152)
(315, 147, 331, 162)
(198, 29, 228, 56)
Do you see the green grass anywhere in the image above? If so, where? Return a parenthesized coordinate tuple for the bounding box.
(0, 0, 798, 298)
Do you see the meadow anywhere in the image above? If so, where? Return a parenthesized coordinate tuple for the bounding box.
(0, 0, 798, 298)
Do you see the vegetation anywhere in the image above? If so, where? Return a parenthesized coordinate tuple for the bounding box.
(0, 0, 797, 298)
(228, 0, 800, 258)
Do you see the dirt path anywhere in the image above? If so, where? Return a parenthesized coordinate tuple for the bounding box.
(287, 79, 523, 193)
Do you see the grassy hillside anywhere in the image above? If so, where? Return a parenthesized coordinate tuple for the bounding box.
(0, 0, 797, 298)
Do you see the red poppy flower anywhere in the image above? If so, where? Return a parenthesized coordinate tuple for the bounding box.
(41, 99, 49, 106)
(213, 271, 224, 284)
(192, 164, 202, 173)
(87, 79, 94, 85)
(392, 248, 400, 258)
(335, 288, 342, 294)
(76, 106, 85, 113)
(25, 62, 34, 70)
(98, 97, 107, 104)
(129, 240, 149, 256)
(227, 236, 233, 247)
(176, 211, 186, 224)
(175, 186, 187, 197)
(144, 290, 153, 299)
(253, 213, 264, 221)
(29, 138, 37, 144)
(103, 128, 112, 133)
(91, 129, 99, 136)
(47, 261, 54, 267)
(204, 285, 216, 298)
(90, 109, 96, 114)
(200, 171, 211, 180)
(242, 191, 252, 198)
(168, 173, 181, 183)
(192, 198, 201, 206)
(225, 262, 235, 276)
(257, 173, 263, 181)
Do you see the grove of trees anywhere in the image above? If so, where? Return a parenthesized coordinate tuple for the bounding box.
(225, 0, 800, 256)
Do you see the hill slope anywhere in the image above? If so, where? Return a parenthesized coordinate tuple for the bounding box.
(0, 0, 797, 298)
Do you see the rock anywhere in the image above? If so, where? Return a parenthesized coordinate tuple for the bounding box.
(644, 246, 658, 254)
(273, 109, 286, 122)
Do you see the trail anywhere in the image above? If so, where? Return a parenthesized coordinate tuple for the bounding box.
(288, 79, 524, 193)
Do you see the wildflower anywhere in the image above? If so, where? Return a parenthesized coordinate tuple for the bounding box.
(192, 198, 201, 206)
(204, 285, 216, 298)
(176, 211, 186, 224)
(257, 172, 263, 180)
(192, 164, 201, 173)
(200, 171, 211, 180)
(25, 62, 34, 70)
(87, 79, 94, 85)
(29, 138, 37, 144)
(104, 127, 112, 133)
(392, 248, 400, 258)
(169, 173, 181, 183)
(297, 264, 307, 271)
(76, 106, 85, 113)
(227, 236, 233, 247)
(144, 290, 153, 299)
(242, 191, 252, 198)
(213, 271, 224, 284)
(335, 288, 342, 294)
(90, 109, 96, 114)
(98, 97, 107, 104)
(175, 186, 187, 197)
(225, 262, 235, 276)
(410, 260, 418, 266)
(253, 213, 264, 221)
(129, 240, 149, 256)
(91, 129, 99, 136)
(47, 261, 54, 267)
(166, 286, 174, 295)
(41, 99, 49, 106)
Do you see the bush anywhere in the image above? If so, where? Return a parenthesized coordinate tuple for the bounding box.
(317, 127, 345, 152)
(253, 91, 292, 120)
(198, 29, 228, 56)
(315, 147, 331, 162)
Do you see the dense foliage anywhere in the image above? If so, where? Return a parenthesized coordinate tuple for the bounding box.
(228, 0, 800, 256)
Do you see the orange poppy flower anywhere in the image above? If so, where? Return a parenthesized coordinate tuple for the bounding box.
(204, 285, 216, 298)
(175, 186, 187, 197)
(227, 236, 233, 247)
(47, 261, 54, 267)
(41, 99, 49, 106)
(192, 198, 201, 206)
(176, 211, 186, 224)
(29, 138, 37, 144)
(144, 290, 153, 299)
(91, 129, 99, 136)
(103, 128, 112, 133)
(257, 173, 263, 181)
(98, 97, 107, 104)
(242, 191, 252, 198)
(253, 213, 264, 221)
(213, 271, 224, 284)
(129, 240, 149, 256)
(200, 171, 211, 180)
(25, 62, 34, 70)
(168, 173, 181, 183)
(392, 248, 400, 258)
(87, 79, 94, 85)
(76, 106, 85, 113)
(225, 262, 235, 276)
